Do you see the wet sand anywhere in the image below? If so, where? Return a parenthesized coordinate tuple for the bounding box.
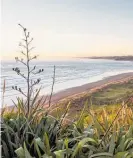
(2, 72, 133, 110)
(44, 72, 133, 105)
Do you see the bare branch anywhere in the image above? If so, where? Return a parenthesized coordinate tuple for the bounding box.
(28, 38, 33, 46)
(12, 86, 27, 97)
(28, 47, 35, 53)
(11, 24, 44, 117)
(20, 51, 26, 56)
(15, 57, 27, 66)
(29, 55, 38, 61)
(12, 67, 27, 79)
(17, 72, 27, 80)
(30, 68, 44, 75)
(29, 66, 36, 73)
(18, 24, 26, 31)
(48, 65, 56, 108)
(19, 44, 27, 49)
(31, 78, 41, 87)
(22, 38, 26, 42)
(27, 32, 30, 38)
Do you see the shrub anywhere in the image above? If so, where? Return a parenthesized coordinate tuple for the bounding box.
(1, 25, 133, 158)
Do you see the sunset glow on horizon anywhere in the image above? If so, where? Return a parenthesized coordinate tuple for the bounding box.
(1, 0, 133, 60)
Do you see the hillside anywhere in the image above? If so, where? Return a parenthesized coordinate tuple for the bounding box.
(83, 55, 133, 61)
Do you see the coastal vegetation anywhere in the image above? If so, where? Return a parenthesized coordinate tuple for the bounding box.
(85, 56, 133, 61)
(1, 25, 133, 158)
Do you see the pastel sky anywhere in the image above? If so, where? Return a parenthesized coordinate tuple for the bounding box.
(1, 0, 133, 60)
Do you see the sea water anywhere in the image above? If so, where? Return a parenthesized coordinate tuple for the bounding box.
(1, 58, 133, 106)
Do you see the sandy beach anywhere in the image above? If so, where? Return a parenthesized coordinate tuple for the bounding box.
(44, 72, 133, 106)
(3, 72, 133, 110)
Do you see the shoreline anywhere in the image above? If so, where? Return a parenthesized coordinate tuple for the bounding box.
(2, 72, 133, 110)
(44, 72, 133, 106)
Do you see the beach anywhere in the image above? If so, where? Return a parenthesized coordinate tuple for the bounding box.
(2, 72, 133, 111)
(2, 59, 133, 106)
(43, 72, 133, 106)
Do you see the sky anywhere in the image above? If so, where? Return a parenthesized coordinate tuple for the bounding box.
(1, 0, 133, 60)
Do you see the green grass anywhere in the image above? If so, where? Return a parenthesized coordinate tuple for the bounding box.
(50, 80, 133, 120)
(91, 80, 133, 105)
(1, 80, 133, 158)
(2, 24, 133, 157)
(2, 100, 133, 158)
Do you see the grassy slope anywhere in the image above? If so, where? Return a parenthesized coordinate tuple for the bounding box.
(2, 79, 133, 158)
(51, 79, 133, 119)
(91, 79, 133, 105)
(4, 79, 133, 125)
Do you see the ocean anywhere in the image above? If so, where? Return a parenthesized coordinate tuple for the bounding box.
(1, 58, 133, 106)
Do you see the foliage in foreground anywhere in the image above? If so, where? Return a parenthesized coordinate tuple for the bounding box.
(1, 98, 133, 158)
(1, 24, 133, 158)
